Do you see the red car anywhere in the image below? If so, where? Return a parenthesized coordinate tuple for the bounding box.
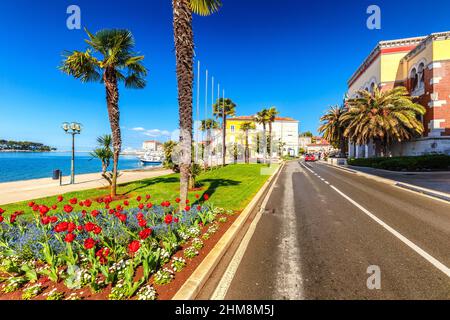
(304, 154, 316, 162)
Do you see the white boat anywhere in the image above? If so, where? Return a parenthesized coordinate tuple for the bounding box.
(139, 152, 164, 165)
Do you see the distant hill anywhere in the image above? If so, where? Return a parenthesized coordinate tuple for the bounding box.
(0, 139, 56, 152)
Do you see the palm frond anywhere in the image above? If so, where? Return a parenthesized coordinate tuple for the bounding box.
(189, 0, 222, 16)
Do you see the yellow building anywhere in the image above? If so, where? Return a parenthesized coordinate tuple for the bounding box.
(348, 31, 450, 157)
(226, 116, 299, 157)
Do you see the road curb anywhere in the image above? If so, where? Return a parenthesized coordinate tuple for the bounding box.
(172, 162, 285, 300)
(320, 161, 450, 203)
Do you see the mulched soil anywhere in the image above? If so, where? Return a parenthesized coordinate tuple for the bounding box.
(0, 212, 239, 301)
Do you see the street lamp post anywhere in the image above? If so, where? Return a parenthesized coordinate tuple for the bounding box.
(62, 122, 82, 184)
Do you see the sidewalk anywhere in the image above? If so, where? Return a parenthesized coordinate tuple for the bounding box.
(345, 165, 450, 194)
(0, 168, 173, 205)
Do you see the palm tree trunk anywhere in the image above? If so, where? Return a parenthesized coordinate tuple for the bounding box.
(262, 124, 266, 164)
(172, 0, 194, 204)
(339, 129, 346, 158)
(206, 129, 211, 168)
(245, 131, 249, 164)
(268, 123, 273, 166)
(222, 116, 227, 166)
(104, 67, 121, 197)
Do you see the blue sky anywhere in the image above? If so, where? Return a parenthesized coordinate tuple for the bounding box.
(0, 0, 449, 151)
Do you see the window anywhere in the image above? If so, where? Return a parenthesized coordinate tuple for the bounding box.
(417, 63, 425, 90)
(370, 82, 375, 93)
(410, 62, 425, 94)
(410, 68, 418, 91)
(230, 125, 235, 133)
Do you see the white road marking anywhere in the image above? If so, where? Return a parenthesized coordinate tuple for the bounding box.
(211, 163, 287, 300)
(274, 164, 304, 299)
(300, 162, 450, 278)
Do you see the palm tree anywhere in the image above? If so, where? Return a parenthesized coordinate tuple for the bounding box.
(266, 107, 279, 165)
(255, 109, 269, 164)
(213, 98, 237, 166)
(342, 87, 426, 156)
(163, 140, 179, 172)
(319, 105, 347, 157)
(60, 28, 147, 197)
(200, 119, 220, 167)
(90, 134, 114, 185)
(172, 0, 222, 204)
(240, 121, 256, 164)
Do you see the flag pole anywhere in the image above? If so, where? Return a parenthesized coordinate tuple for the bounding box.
(222, 89, 225, 166)
(210, 76, 214, 168)
(204, 69, 208, 164)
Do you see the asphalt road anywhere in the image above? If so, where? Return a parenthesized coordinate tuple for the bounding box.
(214, 161, 450, 300)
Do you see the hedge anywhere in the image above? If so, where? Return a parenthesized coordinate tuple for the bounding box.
(347, 154, 450, 171)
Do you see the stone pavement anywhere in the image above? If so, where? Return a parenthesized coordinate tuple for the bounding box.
(0, 168, 172, 205)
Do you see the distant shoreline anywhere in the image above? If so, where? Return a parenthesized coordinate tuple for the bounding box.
(0, 150, 56, 153)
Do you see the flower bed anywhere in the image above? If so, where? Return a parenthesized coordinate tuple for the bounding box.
(0, 193, 236, 300)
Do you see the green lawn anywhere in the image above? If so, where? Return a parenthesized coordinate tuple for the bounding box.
(2, 164, 277, 216)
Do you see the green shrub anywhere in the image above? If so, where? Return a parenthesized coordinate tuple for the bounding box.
(348, 154, 450, 171)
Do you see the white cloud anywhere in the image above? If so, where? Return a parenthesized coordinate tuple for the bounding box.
(131, 127, 173, 138)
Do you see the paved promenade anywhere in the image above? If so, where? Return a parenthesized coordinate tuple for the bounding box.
(0, 168, 172, 205)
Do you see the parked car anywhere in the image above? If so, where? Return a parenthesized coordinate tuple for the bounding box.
(304, 154, 316, 162)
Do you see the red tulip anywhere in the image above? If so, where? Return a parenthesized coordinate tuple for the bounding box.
(84, 199, 92, 207)
(203, 194, 209, 201)
(51, 205, 58, 210)
(146, 195, 151, 200)
(79, 201, 84, 207)
(164, 214, 173, 224)
(138, 203, 144, 210)
(65, 233, 76, 243)
(174, 217, 179, 223)
(54, 222, 69, 233)
(128, 240, 141, 253)
(77, 225, 83, 231)
(185, 206, 191, 212)
(57, 195, 63, 203)
(137, 212, 144, 220)
(124, 200, 129, 206)
(84, 238, 96, 249)
(146, 203, 153, 209)
(63, 205, 73, 214)
(139, 228, 152, 240)
(175, 198, 181, 203)
(32, 205, 39, 212)
(28, 201, 35, 207)
(39, 205, 50, 215)
(93, 225, 102, 235)
(0, 208, 5, 214)
(67, 222, 76, 233)
(0, 216, 4, 223)
(195, 194, 200, 199)
(41, 216, 51, 225)
(91, 210, 100, 217)
(197, 205, 202, 211)
(136, 196, 142, 202)
(50, 216, 58, 223)
(10, 215, 17, 223)
(186, 199, 190, 204)
(119, 214, 127, 223)
(85, 222, 95, 232)
(138, 219, 147, 228)
(69, 198, 78, 205)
